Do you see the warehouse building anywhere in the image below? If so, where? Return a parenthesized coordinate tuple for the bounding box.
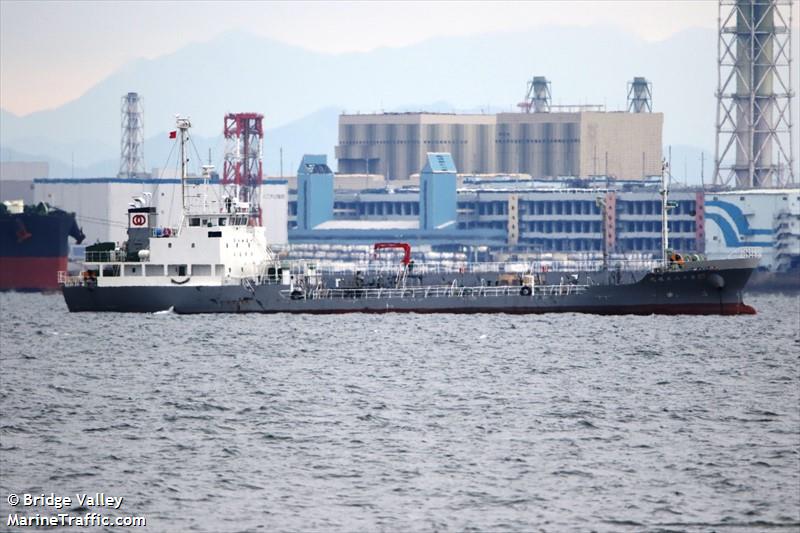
(289, 154, 700, 257)
(335, 111, 662, 181)
(704, 189, 800, 271)
(0, 161, 49, 204)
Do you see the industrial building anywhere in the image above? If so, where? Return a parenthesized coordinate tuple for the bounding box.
(0, 161, 49, 204)
(336, 77, 663, 182)
(336, 111, 663, 182)
(288, 158, 799, 271)
(705, 189, 800, 271)
(288, 153, 701, 257)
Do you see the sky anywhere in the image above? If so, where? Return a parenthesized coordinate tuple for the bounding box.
(0, 0, 723, 116)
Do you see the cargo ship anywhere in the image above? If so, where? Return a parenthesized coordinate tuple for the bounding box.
(59, 116, 759, 314)
(1, 200, 85, 291)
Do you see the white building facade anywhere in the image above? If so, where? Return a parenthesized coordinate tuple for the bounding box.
(704, 189, 800, 271)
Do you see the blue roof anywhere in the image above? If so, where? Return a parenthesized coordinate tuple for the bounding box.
(32, 176, 292, 185)
(33, 177, 217, 184)
(289, 227, 505, 246)
(298, 154, 330, 175)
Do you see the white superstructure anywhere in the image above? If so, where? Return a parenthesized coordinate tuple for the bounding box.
(33, 178, 287, 247)
(62, 116, 278, 289)
(80, 210, 270, 287)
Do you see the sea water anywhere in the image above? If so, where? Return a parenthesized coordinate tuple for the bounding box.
(1, 292, 798, 531)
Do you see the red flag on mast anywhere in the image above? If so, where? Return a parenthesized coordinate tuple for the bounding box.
(169, 131, 177, 139)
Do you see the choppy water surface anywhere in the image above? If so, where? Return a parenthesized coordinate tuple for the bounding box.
(1, 292, 799, 532)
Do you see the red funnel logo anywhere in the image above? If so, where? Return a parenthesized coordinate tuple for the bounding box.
(131, 214, 147, 226)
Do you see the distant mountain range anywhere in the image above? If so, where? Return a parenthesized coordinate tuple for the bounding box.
(1, 106, 341, 179)
(1, 26, 797, 181)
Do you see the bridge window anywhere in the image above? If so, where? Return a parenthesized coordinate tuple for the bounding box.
(146, 264, 164, 276)
(102, 265, 120, 277)
(192, 264, 211, 276)
(168, 264, 187, 277)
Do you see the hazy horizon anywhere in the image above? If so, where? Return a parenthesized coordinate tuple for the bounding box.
(0, 0, 726, 115)
(1, 1, 797, 183)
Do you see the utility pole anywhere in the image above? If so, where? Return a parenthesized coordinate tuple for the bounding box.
(700, 152, 705, 189)
(595, 195, 608, 271)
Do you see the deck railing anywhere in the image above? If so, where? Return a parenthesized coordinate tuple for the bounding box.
(85, 250, 128, 263)
(306, 259, 662, 276)
(283, 283, 589, 301)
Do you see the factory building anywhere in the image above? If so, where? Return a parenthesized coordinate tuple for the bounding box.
(289, 153, 700, 257)
(288, 183, 700, 255)
(0, 161, 49, 204)
(336, 111, 662, 181)
(288, 153, 476, 247)
(704, 189, 800, 271)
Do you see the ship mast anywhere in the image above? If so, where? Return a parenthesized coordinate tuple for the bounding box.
(176, 116, 192, 215)
(660, 159, 670, 269)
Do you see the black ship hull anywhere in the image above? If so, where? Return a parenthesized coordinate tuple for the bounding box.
(62, 259, 758, 315)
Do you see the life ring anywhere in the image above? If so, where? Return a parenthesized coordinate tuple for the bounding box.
(520, 286, 532, 296)
(163, 227, 172, 238)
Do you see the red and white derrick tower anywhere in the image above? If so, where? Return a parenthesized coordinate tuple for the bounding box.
(223, 113, 264, 223)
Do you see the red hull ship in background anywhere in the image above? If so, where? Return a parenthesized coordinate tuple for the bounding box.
(0, 201, 85, 291)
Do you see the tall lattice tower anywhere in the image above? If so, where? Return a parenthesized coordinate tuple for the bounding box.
(118, 92, 146, 178)
(517, 76, 551, 113)
(627, 77, 653, 113)
(223, 113, 264, 222)
(714, 0, 795, 188)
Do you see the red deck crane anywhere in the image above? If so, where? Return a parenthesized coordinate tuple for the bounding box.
(373, 242, 412, 266)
